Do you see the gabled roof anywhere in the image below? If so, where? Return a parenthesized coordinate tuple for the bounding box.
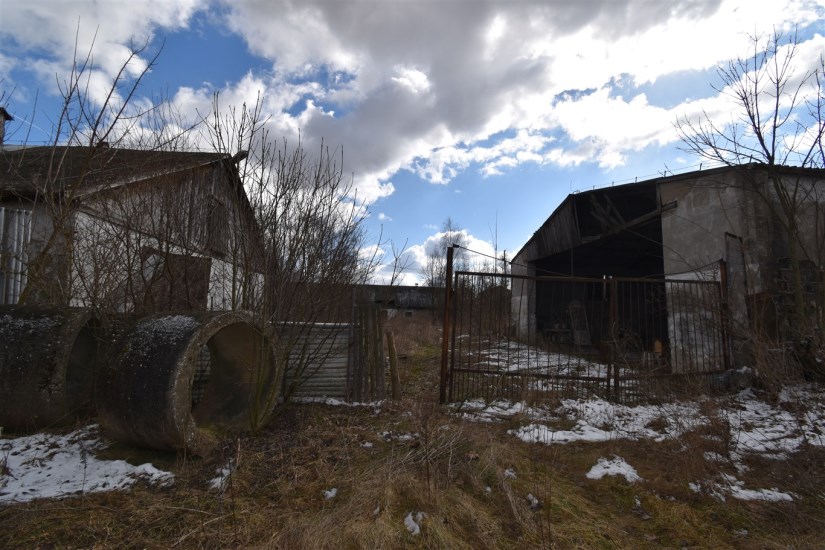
(0, 146, 228, 199)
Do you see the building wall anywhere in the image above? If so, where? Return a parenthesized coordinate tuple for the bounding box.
(661, 168, 825, 361)
(661, 168, 824, 287)
(0, 199, 73, 305)
(659, 170, 767, 284)
(511, 166, 824, 367)
(4, 161, 261, 312)
(510, 260, 536, 336)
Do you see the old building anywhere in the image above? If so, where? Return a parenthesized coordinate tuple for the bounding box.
(0, 145, 261, 311)
(512, 164, 825, 370)
(359, 284, 443, 321)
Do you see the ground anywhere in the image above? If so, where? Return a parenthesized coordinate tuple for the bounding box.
(2, 317, 825, 548)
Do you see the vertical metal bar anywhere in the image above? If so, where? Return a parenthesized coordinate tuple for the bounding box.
(439, 246, 455, 404)
(719, 259, 731, 371)
(502, 274, 508, 390)
(673, 281, 682, 373)
(679, 282, 689, 372)
(10, 210, 20, 304)
(696, 282, 705, 373)
(0, 207, 5, 304)
(449, 271, 460, 403)
(8, 210, 16, 304)
(19, 210, 30, 304)
(607, 278, 617, 399)
(694, 282, 703, 374)
(703, 282, 713, 373)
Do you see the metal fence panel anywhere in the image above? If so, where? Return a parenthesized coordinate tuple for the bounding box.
(447, 271, 728, 404)
(0, 207, 32, 305)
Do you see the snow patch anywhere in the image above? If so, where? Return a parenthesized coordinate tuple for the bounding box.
(586, 456, 642, 483)
(0, 426, 174, 504)
(722, 474, 794, 502)
(293, 397, 384, 409)
(208, 460, 235, 493)
(404, 511, 426, 535)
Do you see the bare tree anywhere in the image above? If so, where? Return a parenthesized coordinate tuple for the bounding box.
(421, 217, 469, 287)
(1, 34, 379, 409)
(376, 237, 413, 286)
(676, 30, 825, 364)
(203, 93, 378, 404)
(0, 32, 199, 310)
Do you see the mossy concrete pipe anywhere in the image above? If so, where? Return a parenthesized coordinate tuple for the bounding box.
(96, 311, 279, 455)
(0, 306, 99, 432)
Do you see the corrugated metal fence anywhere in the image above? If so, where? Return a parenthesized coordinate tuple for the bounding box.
(0, 207, 32, 305)
(281, 304, 385, 401)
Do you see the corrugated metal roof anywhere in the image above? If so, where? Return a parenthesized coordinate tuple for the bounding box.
(0, 146, 228, 199)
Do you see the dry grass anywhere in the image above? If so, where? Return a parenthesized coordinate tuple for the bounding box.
(2, 318, 825, 548)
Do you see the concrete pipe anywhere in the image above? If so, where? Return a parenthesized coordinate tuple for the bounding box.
(97, 311, 279, 455)
(0, 306, 99, 432)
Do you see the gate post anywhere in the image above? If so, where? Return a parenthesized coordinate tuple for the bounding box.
(608, 277, 618, 400)
(719, 259, 731, 371)
(439, 246, 455, 404)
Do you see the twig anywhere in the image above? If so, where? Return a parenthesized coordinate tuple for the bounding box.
(172, 514, 231, 548)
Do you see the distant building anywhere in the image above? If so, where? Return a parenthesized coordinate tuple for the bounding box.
(359, 284, 443, 321)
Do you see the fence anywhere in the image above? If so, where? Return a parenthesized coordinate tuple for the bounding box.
(281, 303, 385, 402)
(0, 207, 32, 305)
(444, 270, 730, 405)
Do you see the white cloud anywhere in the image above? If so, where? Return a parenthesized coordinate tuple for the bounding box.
(4, 0, 823, 201)
(378, 212, 392, 222)
(371, 225, 508, 285)
(1, 0, 200, 101)
(213, 0, 823, 192)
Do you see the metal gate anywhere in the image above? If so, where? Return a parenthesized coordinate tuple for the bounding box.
(441, 269, 730, 404)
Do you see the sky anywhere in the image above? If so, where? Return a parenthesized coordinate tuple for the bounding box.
(1, 0, 824, 284)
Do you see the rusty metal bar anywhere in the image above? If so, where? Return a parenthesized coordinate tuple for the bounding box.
(444, 269, 728, 405)
(719, 259, 731, 371)
(439, 245, 455, 404)
(448, 269, 460, 402)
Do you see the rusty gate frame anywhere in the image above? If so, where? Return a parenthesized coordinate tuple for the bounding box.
(439, 256, 732, 404)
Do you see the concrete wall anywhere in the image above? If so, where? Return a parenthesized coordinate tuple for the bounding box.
(659, 170, 768, 285)
(660, 168, 824, 291)
(510, 259, 536, 337)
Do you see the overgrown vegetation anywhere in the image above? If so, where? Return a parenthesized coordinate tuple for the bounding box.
(2, 316, 825, 549)
(676, 30, 825, 378)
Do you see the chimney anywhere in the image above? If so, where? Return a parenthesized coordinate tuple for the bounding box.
(0, 107, 13, 148)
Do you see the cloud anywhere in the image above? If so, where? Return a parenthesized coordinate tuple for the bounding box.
(377, 212, 392, 222)
(1, 1, 201, 101)
(370, 224, 508, 285)
(214, 0, 824, 194)
(4, 0, 823, 202)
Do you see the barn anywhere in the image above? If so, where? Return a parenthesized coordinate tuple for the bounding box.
(510, 163, 825, 374)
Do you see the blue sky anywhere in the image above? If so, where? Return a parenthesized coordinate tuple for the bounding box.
(1, 0, 824, 283)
